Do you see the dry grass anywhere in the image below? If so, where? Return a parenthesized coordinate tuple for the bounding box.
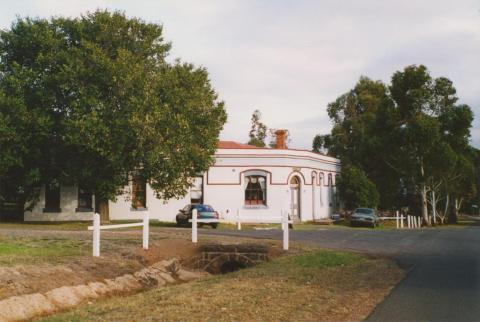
(41, 249, 404, 322)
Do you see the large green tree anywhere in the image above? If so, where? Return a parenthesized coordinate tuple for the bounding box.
(318, 65, 474, 225)
(0, 11, 227, 221)
(318, 77, 400, 208)
(336, 164, 379, 209)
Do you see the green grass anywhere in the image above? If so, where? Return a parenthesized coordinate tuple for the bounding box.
(0, 221, 91, 230)
(290, 249, 363, 268)
(40, 249, 402, 322)
(0, 237, 87, 265)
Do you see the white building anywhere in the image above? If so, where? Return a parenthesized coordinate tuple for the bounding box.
(24, 133, 340, 223)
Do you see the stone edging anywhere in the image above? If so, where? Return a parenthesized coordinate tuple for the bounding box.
(0, 259, 207, 322)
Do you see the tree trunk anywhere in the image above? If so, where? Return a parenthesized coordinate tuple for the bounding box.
(431, 190, 437, 225)
(421, 184, 429, 226)
(449, 198, 461, 224)
(96, 198, 110, 223)
(444, 194, 449, 223)
(419, 164, 429, 226)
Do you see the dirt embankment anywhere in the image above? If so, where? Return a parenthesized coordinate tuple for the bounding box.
(0, 258, 207, 322)
(0, 239, 197, 301)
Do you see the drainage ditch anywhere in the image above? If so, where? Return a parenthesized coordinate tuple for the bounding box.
(184, 243, 270, 275)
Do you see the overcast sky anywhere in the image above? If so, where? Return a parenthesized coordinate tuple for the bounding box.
(1, 0, 479, 149)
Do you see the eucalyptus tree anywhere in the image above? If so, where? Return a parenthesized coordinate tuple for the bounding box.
(247, 109, 268, 147)
(388, 65, 473, 224)
(319, 76, 398, 208)
(316, 65, 474, 225)
(0, 10, 227, 221)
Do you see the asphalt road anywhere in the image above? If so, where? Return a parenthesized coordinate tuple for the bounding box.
(202, 225, 480, 322)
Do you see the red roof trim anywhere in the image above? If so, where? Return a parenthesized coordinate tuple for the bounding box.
(217, 141, 331, 157)
(217, 141, 261, 149)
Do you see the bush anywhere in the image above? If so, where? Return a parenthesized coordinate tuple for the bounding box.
(337, 164, 379, 209)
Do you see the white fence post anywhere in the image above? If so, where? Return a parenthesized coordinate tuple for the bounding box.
(396, 211, 399, 229)
(143, 211, 149, 250)
(237, 209, 241, 230)
(407, 215, 411, 229)
(283, 211, 289, 251)
(93, 213, 100, 257)
(418, 217, 421, 228)
(192, 209, 198, 243)
(401, 215, 404, 228)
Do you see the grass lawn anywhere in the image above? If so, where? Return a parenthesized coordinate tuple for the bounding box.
(40, 249, 404, 322)
(0, 221, 91, 231)
(0, 237, 88, 265)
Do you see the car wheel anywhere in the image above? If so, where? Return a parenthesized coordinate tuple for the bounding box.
(211, 223, 218, 229)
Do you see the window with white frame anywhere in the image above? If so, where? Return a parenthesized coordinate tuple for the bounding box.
(244, 171, 267, 205)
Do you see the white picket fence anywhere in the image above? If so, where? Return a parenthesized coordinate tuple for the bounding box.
(190, 209, 292, 250)
(88, 211, 149, 257)
(380, 211, 422, 229)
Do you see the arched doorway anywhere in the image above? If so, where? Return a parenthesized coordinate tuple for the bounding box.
(290, 176, 301, 221)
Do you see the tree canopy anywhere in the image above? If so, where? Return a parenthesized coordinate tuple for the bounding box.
(0, 10, 227, 220)
(316, 65, 475, 224)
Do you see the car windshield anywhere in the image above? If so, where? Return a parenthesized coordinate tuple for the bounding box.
(193, 205, 214, 212)
(355, 208, 374, 215)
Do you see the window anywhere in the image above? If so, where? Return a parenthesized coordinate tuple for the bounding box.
(245, 173, 267, 205)
(77, 187, 93, 211)
(132, 176, 147, 209)
(44, 180, 60, 212)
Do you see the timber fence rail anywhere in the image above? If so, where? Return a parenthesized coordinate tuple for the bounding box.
(379, 211, 405, 229)
(190, 209, 293, 250)
(379, 211, 425, 229)
(88, 211, 149, 257)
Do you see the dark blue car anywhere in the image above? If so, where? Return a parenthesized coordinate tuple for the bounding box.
(176, 204, 219, 228)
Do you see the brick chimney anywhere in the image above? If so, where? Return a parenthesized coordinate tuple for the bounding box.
(274, 129, 287, 149)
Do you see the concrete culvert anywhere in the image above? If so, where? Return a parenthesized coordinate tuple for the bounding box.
(220, 261, 247, 274)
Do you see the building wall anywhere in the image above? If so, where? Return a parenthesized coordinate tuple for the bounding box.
(108, 148, 340, 222)
(24, 148, 340, 222)
(24, 185, 93, 221)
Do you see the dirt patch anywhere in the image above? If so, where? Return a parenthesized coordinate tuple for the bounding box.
(40, 249, 405, 322)
(134, 239, 198, 265)
(0, 239, 198, 301)
(0, 259, 207, 322)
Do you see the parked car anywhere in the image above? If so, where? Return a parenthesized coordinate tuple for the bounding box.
(330, 213, 341, 221)
(176, 204, 219, 228)
(350, 208, 379, 228)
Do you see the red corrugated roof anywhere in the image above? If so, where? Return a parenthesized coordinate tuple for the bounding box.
(217, 141, 261, 149)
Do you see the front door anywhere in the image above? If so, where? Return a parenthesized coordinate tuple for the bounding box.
(290, 176, 301, 221)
